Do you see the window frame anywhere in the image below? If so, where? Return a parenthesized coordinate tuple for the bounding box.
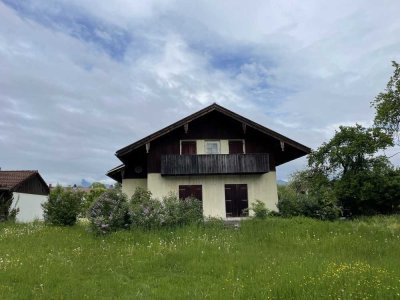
(228, 139, 246, 154)
(204, 140, 221, 154)
(180, 140, 197, 155)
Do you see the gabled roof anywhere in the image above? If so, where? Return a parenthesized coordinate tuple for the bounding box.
(116, 103, 311, 157)
(0, 170, 49, 193)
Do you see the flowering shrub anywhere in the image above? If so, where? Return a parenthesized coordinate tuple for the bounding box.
(129, 188, 203, 229)
(88, 189, 130, 234)
(163, 194, 203, 227)
(42, 186, 82, 226)
(130, 195, 164, 229)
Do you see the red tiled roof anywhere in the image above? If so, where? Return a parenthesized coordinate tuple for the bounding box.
(0, 170, 38, 190)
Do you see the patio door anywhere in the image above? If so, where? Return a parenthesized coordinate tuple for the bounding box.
(224, 184, 248, 217)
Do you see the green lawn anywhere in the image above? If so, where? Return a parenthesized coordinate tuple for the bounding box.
(1, 217, 400, 299)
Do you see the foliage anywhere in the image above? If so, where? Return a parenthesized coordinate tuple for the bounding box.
(88, 189, 130, 234)
(306, 122, 399, 216)
(372, 61, 400, 143)
(80, 182, 107, 217)
(1, 216, 400, 299)
(249, 200, 270, 219)
(129, 188, 203, 229)
(42, 186, 83, 226)
(335, 158, 400, 215)
(0, 191, 19, 222)
(308, 124, 393, 177)
(130, 188, 163, 229)
(277, 184, 341, 220)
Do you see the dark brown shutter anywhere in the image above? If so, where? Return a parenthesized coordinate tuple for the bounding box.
(224, 184, 248, 217)
(181, 141, 197, 155)
(179, 185, 202, 201)
(229, 141, 244, 154)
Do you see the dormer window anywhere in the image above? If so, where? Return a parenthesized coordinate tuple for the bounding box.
(205, 140, 220, 154)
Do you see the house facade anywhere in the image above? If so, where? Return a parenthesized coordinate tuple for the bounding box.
(107, 104, 310, 219)
(0, 170, 49, 222)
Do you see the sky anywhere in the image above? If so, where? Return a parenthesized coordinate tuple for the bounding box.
(1, 0, 400, 186)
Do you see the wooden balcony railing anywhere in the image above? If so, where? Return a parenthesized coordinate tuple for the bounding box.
(161, 153, 269, 176)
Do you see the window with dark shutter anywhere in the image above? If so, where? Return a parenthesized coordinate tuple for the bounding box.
(229, 140, 244, 154)
(181, 141, 197, 155)
(224, 184, 248, 217)
(179, 185, 202, 201)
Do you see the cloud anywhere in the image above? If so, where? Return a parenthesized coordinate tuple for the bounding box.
(0, 0, 400, 184)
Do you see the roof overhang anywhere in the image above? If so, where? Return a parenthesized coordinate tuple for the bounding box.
(115, 103, 311, 158)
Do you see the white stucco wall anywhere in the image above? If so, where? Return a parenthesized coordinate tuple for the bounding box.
(145, 172, 278, 219)
(12, 192, 47, 223)
(122, 178, 147, 198)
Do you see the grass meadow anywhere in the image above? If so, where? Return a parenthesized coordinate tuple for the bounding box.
(1, 216, 400, 299)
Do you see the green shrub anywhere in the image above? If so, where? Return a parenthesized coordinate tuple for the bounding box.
(80, 185, 107, 217)
(130, 187, 163, 229)
(173, 195, 203, 226)
(250, 200, 270, 219)
(278, 185, 341, 221)
(0, 191, 19, 222)
(129, 188, 203, 229)
(42, 186, 83, 226)
(88, 189, 130, 234)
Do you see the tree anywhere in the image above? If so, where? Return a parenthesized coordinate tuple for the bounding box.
(308, 124, 392, 177)
(0, 191, 19, 222)
(308, 125, 398, 215)
(372, 61, 400, 144)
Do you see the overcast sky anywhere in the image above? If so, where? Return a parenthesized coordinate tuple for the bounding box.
(1, 0, 400, 185)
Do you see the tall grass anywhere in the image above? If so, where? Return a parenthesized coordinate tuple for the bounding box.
(1, 216, 400, 299)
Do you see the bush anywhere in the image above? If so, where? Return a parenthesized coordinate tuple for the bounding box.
(88, 189, 130, 234)
(178, 196, 203, 225)
(129, 187, 164, 229)
(129, 187, 203, 229)
(0, 191, 19, 222)
(80, 184, 107, 217)
(42, 186, 82, 226)
(278, 185, 341, 221)
(162, 194, 203, 227)
(250, 200, 270, 219)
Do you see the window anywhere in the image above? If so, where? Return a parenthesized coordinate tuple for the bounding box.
(179, 185, 203, 202)
(181, 141, 197, 155)
(205, 141, 220, 154)
(229, 140, 244, 154)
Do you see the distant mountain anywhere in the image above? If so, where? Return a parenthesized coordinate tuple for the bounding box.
(277, 179, 288, 186)
(80, 179, 91, 188)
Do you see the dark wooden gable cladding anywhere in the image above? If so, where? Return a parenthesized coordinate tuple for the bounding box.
(117, 108, 309, 179)
(121, 111, 283, 176)
(14, 173, 49, 195)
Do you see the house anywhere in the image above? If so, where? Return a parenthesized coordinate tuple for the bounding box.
(107, 103, 310, 219)
(0, 170, 49, 222)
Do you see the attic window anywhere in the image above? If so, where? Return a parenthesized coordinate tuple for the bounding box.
(205, 141, 220, 154)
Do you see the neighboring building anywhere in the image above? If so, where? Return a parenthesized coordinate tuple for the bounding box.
(0, 170, 49, 222)
(107, 103, 310, 219)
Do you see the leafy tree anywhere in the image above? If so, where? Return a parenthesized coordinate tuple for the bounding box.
(0, 191, 19, 222)
(308, 124, 392, 177)
(335, 158, 400, 215)
(308, 125, 398, 215)
(372, 61, 400, 143)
